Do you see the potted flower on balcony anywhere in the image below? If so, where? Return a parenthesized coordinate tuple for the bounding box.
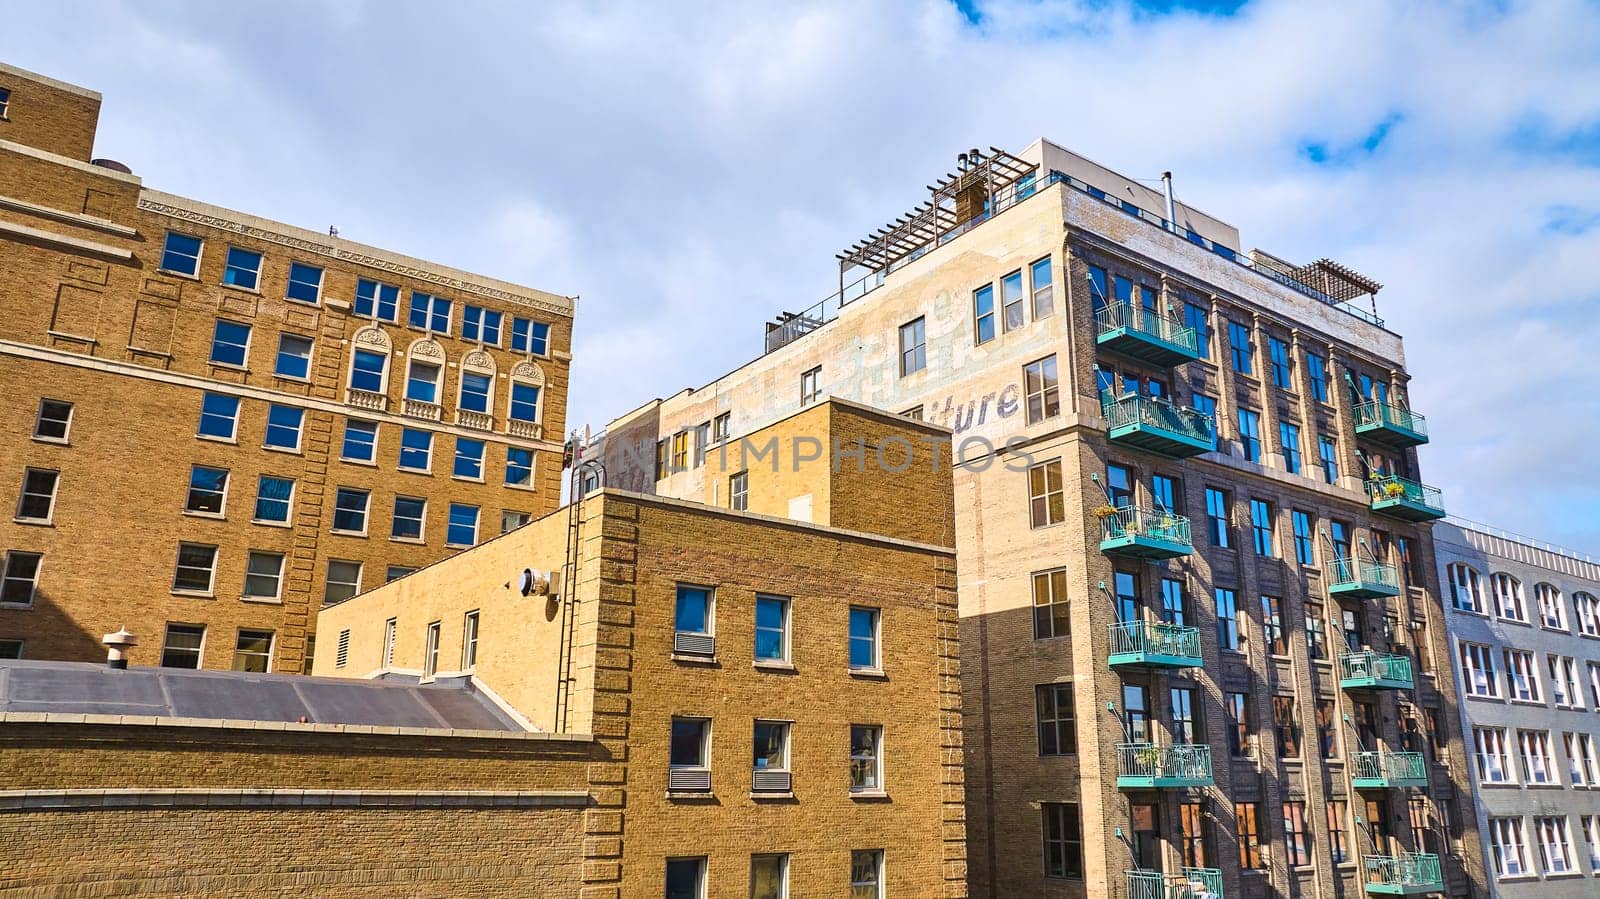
(1382, 481, 1405, 498)
(1092, 504, 1119, 519)
(1136, 745, 1162, 770)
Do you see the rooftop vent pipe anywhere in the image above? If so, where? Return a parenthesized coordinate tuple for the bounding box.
(102, 626, 136, 670)
(1161, 171, 1177, 233)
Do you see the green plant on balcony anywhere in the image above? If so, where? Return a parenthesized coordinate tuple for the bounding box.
(1381, 481, 1405, 498)
(1092, 504, 1118, 519)
(1136, 745, 1161, 769)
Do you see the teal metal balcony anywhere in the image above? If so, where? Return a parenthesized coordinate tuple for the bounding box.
(1102, 395, 1217, 459)
(1328, 556, 1401, 599)
(1116, 743, 1214, 789)
(1100, 507, 1193, 560)
(1352, 751, 1427, 789)
(1109, 621, 1203, 670)
(1127, 868, 1224, 899)
(1364, 853, 1443, 895)
(1339, 651, 1415, 691)
(1095, 302, 1201, 367)
(1366, 476, 1445, 522)
(1354, 400, 1429, 449)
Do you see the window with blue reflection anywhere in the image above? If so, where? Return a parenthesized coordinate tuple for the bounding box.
(399, 428, 433, 471)
(341, 420, 378, 463)
(973, 285, 995, 344)
(275, 334, 312, 379)
(264, 404, 304, 450)
(409, 292, 452, 333)
(510, 383, 540, 422)
(355, 279, 400, 321)
(350, 349, 386, 392)
(197, 392, 240, 439)
(506, 447, 533, 487)
(459, 372, 492, 414)
(223, 247, 262, 290)
(210, 319, 251, 366)
(755, 595, 788, 661)
(286, 262, 323, 304)
(161, 232, 203, 276)
(1228, 321, 1253, 374)
(675, 585, 712, 635)
(254, 476, 294, 523)
(849, 606, 880, 669)
(453, 437, 485, 479)
(512, 317, 551, 355)
(446, 503, 478, 546)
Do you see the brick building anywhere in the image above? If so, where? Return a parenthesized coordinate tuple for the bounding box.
(0, 61, 574, 673)
(590, 141, 1487, 898)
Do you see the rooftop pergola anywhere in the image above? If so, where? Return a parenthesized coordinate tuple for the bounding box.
(1291, 258, 1384, 302)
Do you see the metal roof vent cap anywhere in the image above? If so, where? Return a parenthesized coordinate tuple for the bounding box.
(102, 626, 137, 669)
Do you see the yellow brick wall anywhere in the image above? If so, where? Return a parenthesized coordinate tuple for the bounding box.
(0, 64, 101, 161)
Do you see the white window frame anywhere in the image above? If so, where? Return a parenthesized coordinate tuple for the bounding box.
(799, 365, 822, 405)
(461, 304, 503, 346)
(391, 495, 427, 543)
(253, 475, 295, 526)
(405, 358, 443, 405)
(160, 623, 206, 669)
(1493, 572, 1527, 623)
(15, 467, 59, 524)
(324, 559, 363, 604)
(354, 279, 401, 322)
(730, 471, 749, 512)
(1518, 729, 1556, 785)
(242, 550, 286, 602)
(1460, 642, 1501, 698)
(33, 398, 73, 443)
(850, 849, 885, 899)
(505, 446, 535, 488)
(340, 419, 380, 464)
(171, 542, 219, 596)
(1534, 815, 1575, 875)
(159, 231, 203, 278)
(452, 437, 486, 481)
(1449, 563, 1483, 614)
(849, 605, 881, 672)
(331, 487, 371, 536)
(382, 617, 397, 668)
(274, 332, 314, 381)
(197, 392, 240, 442)
(184, 464, 230, 518)
(462, 610, 480, 670)
(286, 261, 324, 304)
(749, 854, 789, 899)
(222, 245, 263, 291)
(1474, 726, 1514, 784)
(1536, 582, 1567, 631)
(422, 620, 441, 679)
(1, 550, 43, 607)
(1506, 650, 1542, 703)
(1576, 591, 1600, 636)
(208, 318, 253, 368)
(232, 628, 275, 673)
(446, 502, 479, 547)
(263, 404, 305, 453)
(754, 594, 791, 664)
(398, 428, 434, 473)
(849, 723, 884, 794)
(1490, 816, 1529, 878)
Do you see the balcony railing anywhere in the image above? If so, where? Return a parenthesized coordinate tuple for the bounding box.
(1127, 868, 1223, 899)
(1094, 301, 1200, 366)
(1352, 751, 1427, 789)
(1366, 476, 1445, 522)
(1339, 651, 1415, 691)
(1100, 507, 1193, 560)
(1328, 556, 1401, 599)
(1354, 400, 1429, 448)
(1363, 853, 1443, 895)
(346, 388, 387, 412)
(506, 418, 542, 440)
(456, 409, 493, 431)
(1116, 743, 1214, 789)
(1109, 621, 1203, 669)
(402, 398, 443, 422)
(1102, 394, 1217, 458)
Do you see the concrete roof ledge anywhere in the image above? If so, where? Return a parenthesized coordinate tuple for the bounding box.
(0, 710, 596, 743)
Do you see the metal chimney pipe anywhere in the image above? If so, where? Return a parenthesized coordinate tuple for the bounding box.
(1161, 171, 1177, 233)
(102, 626, 137, 670)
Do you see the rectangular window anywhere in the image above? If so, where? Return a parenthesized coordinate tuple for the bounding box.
(1283, 802, 1311, 867)
(1318, 434, 1340, 484)
(973, 284, 996, 344)
(1031, 257, 1054, 318)
(160, 624, 205, 669)
(1250, 499, 1276, 557)
(674, 584, 714, 657)
(1536, 583, 1567, 630)
(1280, 422, 1301, 474)
(1237, 802, 1264, 869)
(1225, 691, 1252, 756)
(1490, 817, 1529, 878)
(354, 278, 401, 321)
(1032, 567, 1069, 639)
(668, 715, 712, 782)
(160, 232, 203, 277)
(1001, 269, 1025, 331)
(1205, 487, 1231, 548)
(1307, 352, 1328, 401)
(392, 496, 426, 541)
(285, 262, 323, 304)
(446, 503, 479, 546)
(423, 621, 441, 678)
(665, 857, 707, 899)
(511, 317, 551, 355)
(501, 510, 532, 534)
(509, 382, 540, 422)
(325, 560, 362, 604)
(1575, 591, 1600, 636)
(1291, 510, 1314, 564)
(1461, 642, 1500, 697)
(33, 399, 73, 442)
(332, 487, 370, 534)
(349, 348, 386, 394)
(1261, 595, 1287, 655)
(222, 246, 262, 290)
(850, 724, 883, 792)
(0, 640, 21, 660)
(405, 359, 440, 404)
(274, 333, 313, 380)
(1584, 816, 1600, 873)
(462, 611, 480, 670)
(459, 371, 492, 414)
(341, 420, 378, 463)
(253, 475, 294, 524)
(755, 595, 790, 662)
(1042, 802, 1084, 879)
(399, 428, 433, 471)
(751, 720, 790, 783)
(1150, 474, 1180, 515)
(1519, 729, 1556, 785)
(1549, 655, 1580, 707)
(1228, 320, 1253, 374)
(1268, 336, 1293, 389)
(899, 317, 926, 376)
(172, 543, 218, 594)
(1273, 695, 1300, 758)
(800, 365, 822, 405)
(851, 849, 885, 898)
(1315, 699, 1339, 759)
(1185, 302, 1211, 358)
(184, 465, 228, 515)
(1327, 800, 1350, 863)
(232, 629, 274, 673)
(505, 446, 534, 487)
(453, 437, 485, 479)
(1238, 409, 1262, 461)
(849, 606, 881, 670)
(1023, 355, 1060, 424)
(1493, 573, 1527, 622)
(408, 291, 452, 333)
(210, 319, 251, 366)
(1216, 588, 1241, 651)
(264, 404, 304, 451)
(749, 853, 788, 899)
(1029, 460, 1065, 528)
(1036, 682, 1076, 755)
(729, 471, 748, 511)
(1, 551, 43, 605)
(711, 412, 731, 444)
(1535, 816, 1575, 875)
(461, 305, 503, 345)
(242, 551, 284, 600)
(1506, 649, 1542, 702)
(16, 468, 59, 523)
(1305, 603, 1326, 660)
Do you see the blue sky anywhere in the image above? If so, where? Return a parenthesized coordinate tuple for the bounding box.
(7, 0, 1600, 551)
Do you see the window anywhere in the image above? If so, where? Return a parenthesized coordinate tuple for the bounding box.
(1184, 302, 1210, 358)
(1105, 463, 1133, 508)
(1171, 686, 1200, 744)
(755, 595, 789, 662)
(1460, 642, 1500, 697)
(172, 543, 218, 594)
(1225, 691, 1252, 756)
(1315, 699, 1339, 758)
(325, 560, 362, 604)
(669, 717, 712, 789)
(1160, 578, 1188, 627)
(1493, 573, 1527, 622)
(160, 624, 205, 669)
(1327, 801, 1351, 864)
(664, 857, 706, 899)
(1250, 499, 1276, 557)
(1565, 733, 1598, 786)
(1291, 510, 1314, 565)
(210, 319, 251, 366)
(1042, 802, 1084, 879)
(1489, 817, 1529, 878)
(800, 366, 822, 405)
(264, 404, 304, 451)
(1474, 726, 1514, 784)
(408, 291, 452, 333)
(1535, 816, 1576, 875)
(1506, 649, 1542, 702)
(510, 382, 540, 422)
(222, 247, 262, 290)
(506, 447, 534, 487)
(1216, 588, 1241, 651)
(994, 268, 1024, 331)
(272, 333, 313, 380)
(1228, 320, 1254, 374)
(1536, 583, 1567, 630)
(1237, 409, 1262, 461)
(501, 510, 532, 534)
(1576, 591, 1600, 636)
(197, 392, 241, 441)
(1205, 487, 1231, 548)
(341, 419, 378, 463)
(1518, 729, 1556, 784)
(850, 724, 883, 792)
(729, 471, 748, 512)
(349, 348, 387, 394)
(461, 305, 502, 345)
(180, 465, 227, 516)
(405, 359, 441, 404)
(1, 551, 42, 605)
(1023, 355, 1060, 424)
(423, 620, 441, 678)
(1032, 567, 1069, 639)
(282, 261, 323, 304)
(1280, 422, 1301, 474)
(242, 551, 284, 600)
(851, 849, 885, 898)
(751, 719, 790, 784)
(670, 431, 689, 472)
(1030, 257, 1054, 318)
(453, 437, 485, 480)
(1448, 563, 1483, 613)
(0, 640, 20, 660)
(1236, 802, 1264, 869)
(160, 232, 202, 276)
(354, 279, 400, 321)
(1261, 595, 1287, 655)
(673, 584, 714, 654)
(1036, 682, 1076, 755)
(899, 317, 926, 376)
(462, 611, 480, 669)
(1151, 474, 1180, 514)
(1550, 655, 1581, 707)
(1305, 603, 1327, 660)
(510, 317, 551, 355)
(1268, 336, 1293, 389)
(1273, 695, 1300, 758)
(973, 284, 995, 343)
(1028, 460, 1065, 527)
(1191, 393, 1216, 426)
(16, 468, 59, 522)
(459, 371, 492, 414)
(1306, 352, 1328, 401)
(1283, 802, 1311, 867)
(392, 496, 426, 541)
(253, 475, 294, 523)
(1317, 434, 1339, 484)
(1583, 816, 1600, 873)
(749, 854, 788, 899)
(33, 399, 73, 442)
(849, 606, 881, 670)
(446, 503, 479, 546)
(232, 629, 274, 672)
(711, 412, 731, 444)
(399, 428, 433, 471)
(1591, 662, 1600, 708)
(328, 487, 369, 534)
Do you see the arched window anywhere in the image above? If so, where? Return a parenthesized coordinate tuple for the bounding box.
(1535, 583, 1566, 630)
(403, 337, 446, 421)
(1574, 592, 1600, 637)
(507, 360, 545, 439)
(1447, 563, 1482, 614)
(346, 326, 392, 411)
(456, 349, 496, 429)
(1491, 573, 1525, 623)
